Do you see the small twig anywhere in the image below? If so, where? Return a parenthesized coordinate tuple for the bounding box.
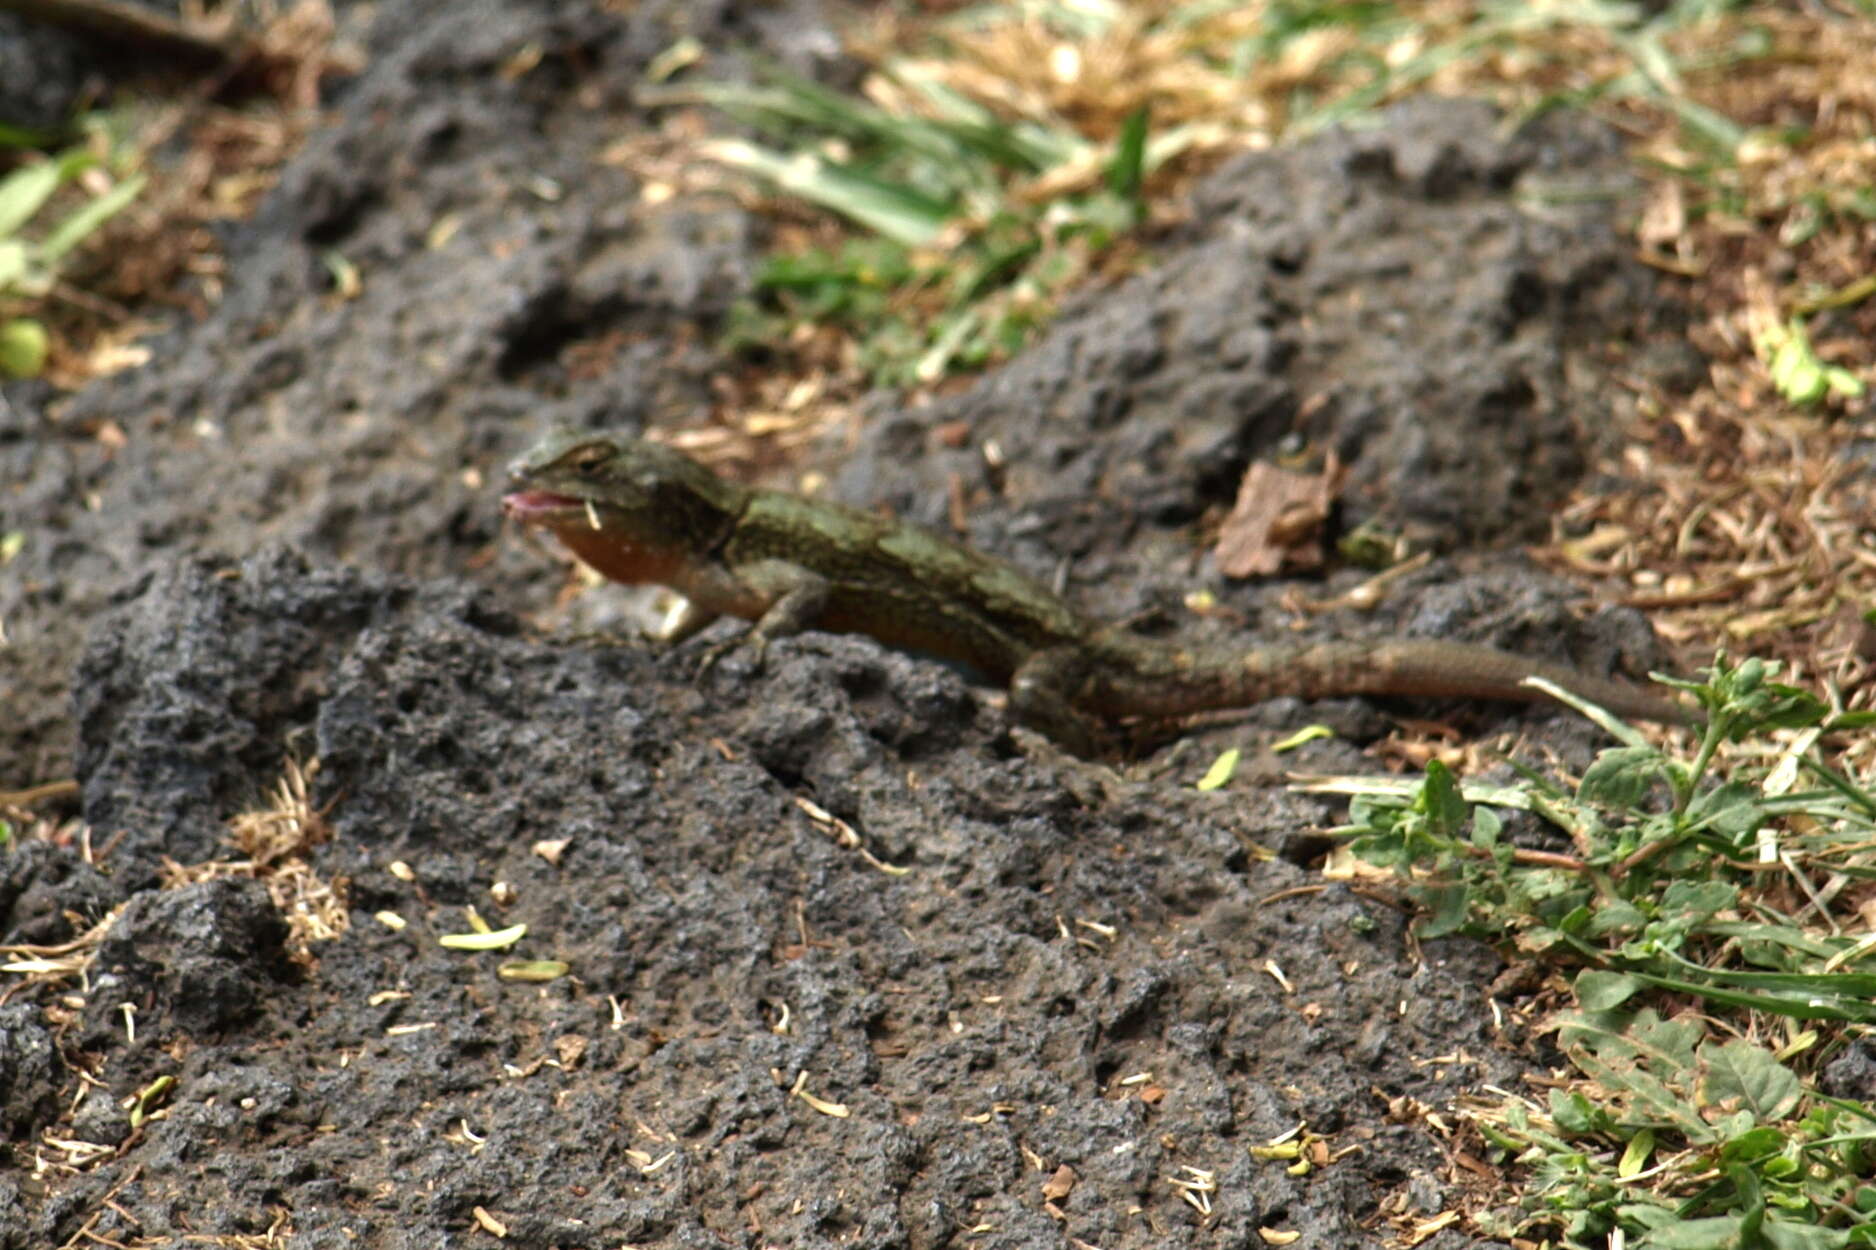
(1612, 837, 1672, 880)
(0, 778, 79, 806)
(1502, 846, 1591, 873)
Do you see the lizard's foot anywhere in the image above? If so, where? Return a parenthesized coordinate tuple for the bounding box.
(693, 628, 767, 681)
(1010, 649, 1109, 758)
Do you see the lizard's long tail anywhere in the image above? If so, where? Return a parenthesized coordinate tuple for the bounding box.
(1087, 636, 1690, 725)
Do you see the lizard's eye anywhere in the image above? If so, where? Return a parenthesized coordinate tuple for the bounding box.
(562, 444, 611, 476)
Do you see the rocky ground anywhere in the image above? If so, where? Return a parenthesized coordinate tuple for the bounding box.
(1, 2, 1696, 1246)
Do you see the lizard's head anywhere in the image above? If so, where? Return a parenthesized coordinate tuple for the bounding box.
(504, 431, 636, 520)
(502, 430, 743, 582)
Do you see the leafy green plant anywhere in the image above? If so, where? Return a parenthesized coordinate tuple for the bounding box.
(1333, 656, 1876, 1245)
(649, 71, 1171, 386)
(1475, 1042, 1876, 1249)
(0, 147, 146, 378)
(1342, 658, 1870, 960)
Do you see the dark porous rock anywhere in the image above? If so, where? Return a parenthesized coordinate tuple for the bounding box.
(1821, 1040, 1876, 1103)
(0, 17, 86, 134)
(86, 877, 292, 1040)
(72, 548, 477, 874)
(0, 1002, 63, 1139)
(0, 839, 120, 947)
(838, 97, 1670, 618)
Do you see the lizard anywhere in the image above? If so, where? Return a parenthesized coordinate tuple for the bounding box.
(501, 429, 1688, 751)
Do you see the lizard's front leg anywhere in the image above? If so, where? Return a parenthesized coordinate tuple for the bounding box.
(695, 558, 831, 673)
(1008, 646, 1106, 756)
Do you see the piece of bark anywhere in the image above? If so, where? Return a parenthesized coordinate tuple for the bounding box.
(1041, 1164, 1076, 1202)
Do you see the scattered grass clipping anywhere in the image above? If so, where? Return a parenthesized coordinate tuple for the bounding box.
(439, 923, 528, 952)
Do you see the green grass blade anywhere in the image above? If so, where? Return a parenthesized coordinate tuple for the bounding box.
(0, 240, 30, 292)
(891, 64, 1085, 171)
(1619, 969, 1876, 1023)
(646, 78, 899, 147)
(0, 121, 61, 150)
(1106, 106, 1148, 201)
(1801, 757, 1876, 819)
(1654, 948, 1876, 998)
(702, 139, 953, 246)
(39, 172, 145, 263)
(0, 158, 73, 240)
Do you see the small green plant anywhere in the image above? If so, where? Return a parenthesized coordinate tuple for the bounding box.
(1755, 315, 1866, 408)
(0, 146, 146, 378)
(1474, 1037, 1876, 1248)
(649, 71, 1169, 386)
(1333, 656, 1876, 1245)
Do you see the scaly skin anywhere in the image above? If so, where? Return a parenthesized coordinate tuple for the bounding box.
(502, 430, 1687, 749)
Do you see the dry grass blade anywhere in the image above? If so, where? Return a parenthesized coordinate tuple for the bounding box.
(167, 758, 350, 963)
(226, 757, 348, 957)
(0, 903, 123, 1005)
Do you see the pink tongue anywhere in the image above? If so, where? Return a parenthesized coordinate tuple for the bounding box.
(501, 490, 580, 520)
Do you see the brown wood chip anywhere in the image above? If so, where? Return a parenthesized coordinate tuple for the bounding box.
(1214, 456, 1342, 578)
(1041, 1164, 1077, 1202)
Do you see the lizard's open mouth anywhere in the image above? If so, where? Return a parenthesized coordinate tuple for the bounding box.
(501, 490, 586, 523)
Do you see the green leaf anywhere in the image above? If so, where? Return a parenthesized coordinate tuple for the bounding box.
(1681, 781, 1767, 842)
(1568, 1044, 1712, 1140)
(1739, 685, 1830, 734)
(1660, 879, 1738, 925)
(1718, 1125, 1786, 1164)
(1619, 1126, 1655, 1177)
(1470, 805, 1501, 848)
(1636, 1214, 1745, 1248)
(127, 1073, 176, 1129)
(0, 239, 32, 291)
(1271, 724, 1333, 752)
(1827, 710, 1876, 732)
(1702, 1040, 1801, 1124)
(1416, 881, 1470, 938)
(0, 159, 68, 239)
(1576, 970, 1644, 1012)
(1550, 1087, 1617, 1135)
(497, 959, 570, 982)
(1579, 745, 1665, 809)
(1553, 1006, 1718, 1133)
(1590, 900, 1648, 937)
(953, 234, 1040, 305)
(1662, 94, 1748, 157)
(1762, 1218, 1854, 1250)
(1416, 759, 1468, 838)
